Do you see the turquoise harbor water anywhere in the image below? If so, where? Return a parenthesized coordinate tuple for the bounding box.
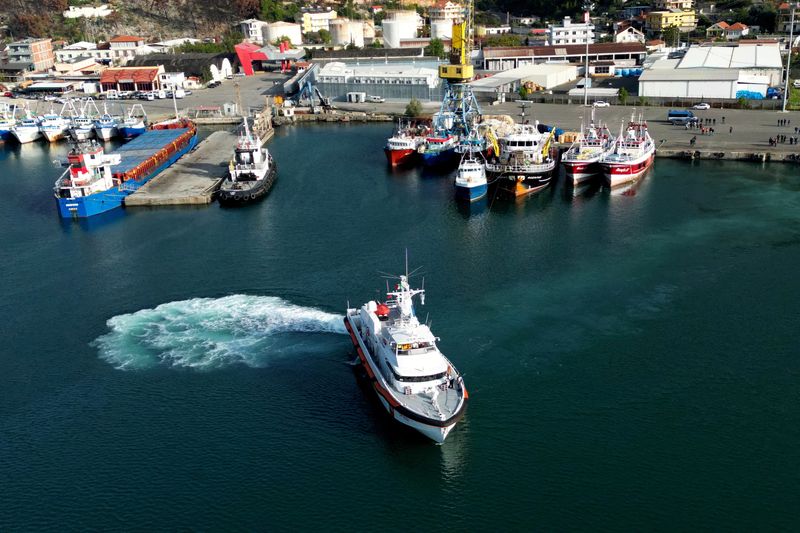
(1, 124, 799, 530)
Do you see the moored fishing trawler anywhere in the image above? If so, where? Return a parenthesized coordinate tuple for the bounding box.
(54, 119, 198, 218)
(217, 118, 277, 205)
(11, 113, 42, 144)
(418, 132, 459, 169)
(0, 104, 18, 142)
(600, 116, 655, 188)
(384, 119, 425, 167)
(485, 122, 556, 197)
(94, 113, 120, 141)
(70, 115, 95, 141)
(454, 150, 488, 202)
(39, 111, 71, 143)
(344, 267, 468, 443)
(562, 113, 615, 185)
(119, 105, 147, 139)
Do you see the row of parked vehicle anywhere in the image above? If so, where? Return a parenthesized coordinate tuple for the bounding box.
(103, 89, 190, 101)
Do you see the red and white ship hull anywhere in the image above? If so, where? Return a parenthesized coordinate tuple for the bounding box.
(563, 160, 602, 185)
(384, 147, 416, 167)
(602, 152, 654, 188)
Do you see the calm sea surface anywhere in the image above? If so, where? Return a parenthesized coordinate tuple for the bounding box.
(1, 124, 799, 530)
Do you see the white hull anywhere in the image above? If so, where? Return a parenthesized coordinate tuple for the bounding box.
(42, 129, 68, 143)
(95, 126, 118, 141)
(602, 152, 654, 188)
(345, 313, 464, 444)
(72, 129, 95, 141)
(568, 170, 598, 185)
(12, 129, 42, 144)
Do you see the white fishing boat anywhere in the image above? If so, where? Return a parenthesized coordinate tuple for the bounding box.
(600, 116, 655, 188)
(562, 110, 615, 185)
(70, 116, 95, 141)
(11, 112, 42, 144)
(454, 150, 488, 202)
(39, 110, 71, 143)
(0, 104, 18, 142)
(345, 263, 468, 443)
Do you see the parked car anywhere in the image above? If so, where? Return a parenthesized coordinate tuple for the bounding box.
(207, 81, 220, 88)
(367, 95, 385, 103)
(593, 100, 610, 107)
(692, 102, 711, 110)
(2, 91, 13, 98)
(44, 94, 58, 101)
(793, 79, 800, 89)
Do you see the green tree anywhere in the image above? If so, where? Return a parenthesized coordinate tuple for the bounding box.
(518, 85, 530, 99)
(637, 96, 648, 106)
(618, 87, 629, 105)
(662, 25, 680, 48)
(261, 0, 285, 22)
(405, 97, 423, 117)
(319, 29, 332, 44)
(484, 34, 524, 47)
(424, 38, 446, 59)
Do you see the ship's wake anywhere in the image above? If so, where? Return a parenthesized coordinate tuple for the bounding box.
(93, 295, 346, 371)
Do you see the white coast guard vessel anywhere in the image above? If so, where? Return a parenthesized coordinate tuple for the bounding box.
(345, 270, 468, 443)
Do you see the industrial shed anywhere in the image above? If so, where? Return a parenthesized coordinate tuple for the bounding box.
(469, 63, 578, 95)
(638, 68, 740, 99)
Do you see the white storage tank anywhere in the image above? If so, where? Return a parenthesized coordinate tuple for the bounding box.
(264, 21, 303, 46)
(382, 10, 418, 48)
(330, 19, 365, 48)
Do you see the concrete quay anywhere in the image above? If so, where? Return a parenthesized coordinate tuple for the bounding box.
(125, 130, 236, 207)
(336, 101, 800, 164)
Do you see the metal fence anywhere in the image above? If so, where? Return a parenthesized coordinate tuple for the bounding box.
(490, 92, 792, 110)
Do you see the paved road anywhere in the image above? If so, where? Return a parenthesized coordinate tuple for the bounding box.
(337, 100, 800, 154)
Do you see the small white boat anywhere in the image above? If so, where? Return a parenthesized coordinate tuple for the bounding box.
(454, 150, 487, 202)
(345, 265, 468, 443)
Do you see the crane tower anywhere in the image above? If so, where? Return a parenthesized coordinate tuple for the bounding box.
(434, 0, 480, 138)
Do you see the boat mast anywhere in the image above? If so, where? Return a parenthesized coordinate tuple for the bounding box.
(235, 81, 250, 138)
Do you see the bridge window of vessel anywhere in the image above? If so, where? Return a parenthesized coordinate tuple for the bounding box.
(390, 367, 447, 383)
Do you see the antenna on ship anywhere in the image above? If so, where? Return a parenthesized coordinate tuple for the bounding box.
(235, 81, 250, 138)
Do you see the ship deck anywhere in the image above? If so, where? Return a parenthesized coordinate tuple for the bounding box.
(112, 128, 190, 175)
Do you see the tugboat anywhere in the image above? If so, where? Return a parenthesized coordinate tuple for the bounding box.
(485, 122, 557, 197)
(345, 266, 468, 443)
(600, 115, 655, 188)
(217, 118, 276, 205)
(562, 111, 615, 186)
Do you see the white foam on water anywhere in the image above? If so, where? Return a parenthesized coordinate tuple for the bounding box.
(93, 295, 346, 371)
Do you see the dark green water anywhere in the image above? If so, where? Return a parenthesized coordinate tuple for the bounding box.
(1, 124, 799, 530)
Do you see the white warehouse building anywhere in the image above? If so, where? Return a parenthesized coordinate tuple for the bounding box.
(638, 68, 769, 99)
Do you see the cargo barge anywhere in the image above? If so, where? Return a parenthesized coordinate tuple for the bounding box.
(54, 119, 198, 218)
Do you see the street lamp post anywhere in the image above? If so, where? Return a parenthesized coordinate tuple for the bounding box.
(583, 2, 594, 107)
(782, 2, 798, 113)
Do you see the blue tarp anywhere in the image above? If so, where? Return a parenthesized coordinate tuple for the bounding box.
(112, 128, 190, 174)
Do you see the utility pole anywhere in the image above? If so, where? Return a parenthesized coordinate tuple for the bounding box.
(782, 2, 797, 113)
(583, 2, 594, 107)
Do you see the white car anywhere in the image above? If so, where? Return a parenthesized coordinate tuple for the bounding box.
(692, 102, 711, 110)
(593, 100, 610, 107)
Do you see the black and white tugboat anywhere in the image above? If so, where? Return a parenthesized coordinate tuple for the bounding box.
(344, 262, 468, 443)
(217, 118, 276, 205)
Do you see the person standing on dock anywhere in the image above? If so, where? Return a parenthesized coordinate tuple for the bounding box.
(730, 126, 733, 134)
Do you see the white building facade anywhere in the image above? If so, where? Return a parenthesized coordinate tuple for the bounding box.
(548, 16, 595, 46)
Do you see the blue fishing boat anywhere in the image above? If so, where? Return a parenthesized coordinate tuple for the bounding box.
(119, 104, 147, 139)
(419, 134, 459, 168)
(454, 150, 487, 202)
(54, 119, 198, 218)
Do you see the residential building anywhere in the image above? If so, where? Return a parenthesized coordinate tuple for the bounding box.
(297, 9, 338, 34)
(548, 16, 595, 46)
(7, 38, 54, 71)
(652, 0, 692, 10)
(646, 10, 697, 32)
(615, 26, 646, 43)
(481, 42, 646, 70)
(511, 16, 540, 26)
(428, 0, 465, 23)
(240, 19, 269, 43)
(706, 21, 750, 40)
(621, 6, 651, 19)
(481, 25, 512, 35)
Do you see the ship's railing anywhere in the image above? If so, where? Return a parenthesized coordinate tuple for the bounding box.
(486, 162, 553, 173)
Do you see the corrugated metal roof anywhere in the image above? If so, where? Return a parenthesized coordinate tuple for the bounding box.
(639, 68, 740, 81)
(483, 42, 646, 59)
(676, 45, 782, 69)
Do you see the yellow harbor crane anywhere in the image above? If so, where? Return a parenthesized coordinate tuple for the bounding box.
(438, 0, 474, 84)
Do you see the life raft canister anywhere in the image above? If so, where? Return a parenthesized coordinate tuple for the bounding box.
(376, 303, 390, 318)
